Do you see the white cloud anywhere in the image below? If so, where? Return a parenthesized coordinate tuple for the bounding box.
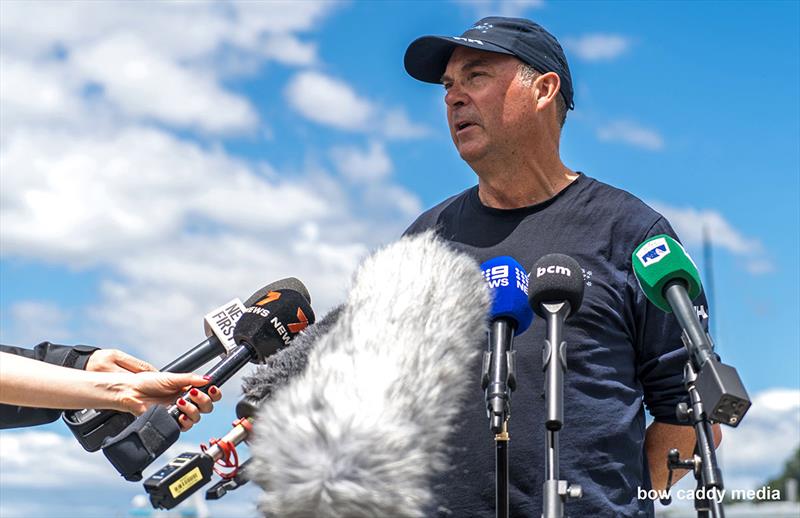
(0, 123, 416, 364)
(649, 202, 774, 275)
(597, 120, 665, 151)
(0, 1, 335, 62)
(0, 1, 338, 135)
(0, 56, 85, 127)
(0, 127, 331, 264)
(71, 34, 258, 134)
(563, 34, 631, 61)
(745, 259, 776, 275)
(330, 141, 393, 182)
(1, 302, 72, 346)
(716, 389, 800, 479)
(261, 33, 318, 66)
(0, 0, 421, 373)
(285, 70, 430, 139)
(286, 71, 375, 131)
(452, 0, 544, 19)
(382, 108, 431, 139)
(0, 431, 117, 487)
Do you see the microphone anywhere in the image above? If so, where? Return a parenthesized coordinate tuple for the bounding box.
(479, 256, 533, 433)
(237, 305, 344, 419)
(529, 253, 584, 430)
(529, 253, 585, 516)
(163, 277, 312, 373)
(101, 287, 315, 481)
(632, 234, 750, 426)
(63, 277, 310, 453)
(247, 231, 491, 517)
(144, 305, 344, 511)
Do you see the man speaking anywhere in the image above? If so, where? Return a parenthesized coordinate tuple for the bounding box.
(403, 16, 721, 517)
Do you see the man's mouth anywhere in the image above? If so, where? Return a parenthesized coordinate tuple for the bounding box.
(455, 121, 476, 132)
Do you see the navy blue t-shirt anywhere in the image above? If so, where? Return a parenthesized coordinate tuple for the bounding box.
(404, 173, 708, 518)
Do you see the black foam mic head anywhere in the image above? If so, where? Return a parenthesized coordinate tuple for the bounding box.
(244, 277, 311, 306)
(233, 289, 315, 362)
(529, 253, 584, 318)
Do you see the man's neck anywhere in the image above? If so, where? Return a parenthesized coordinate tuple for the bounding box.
(472, 151, 577, 209)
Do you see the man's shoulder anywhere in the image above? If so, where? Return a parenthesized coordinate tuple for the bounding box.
(403, 186, 473, 237)
(581, 175, 666, 234)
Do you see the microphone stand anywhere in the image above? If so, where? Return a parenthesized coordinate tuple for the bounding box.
(663, 362, 725, 518)
(660, 281, 751, 518)
(496, 420, 509, 518)
(482, 320, 517, 518)
(540, 302, 581, 518)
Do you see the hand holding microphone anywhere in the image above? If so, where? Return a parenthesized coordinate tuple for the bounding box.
(101, 284, 314, 481)
(63, 277, 309, 452)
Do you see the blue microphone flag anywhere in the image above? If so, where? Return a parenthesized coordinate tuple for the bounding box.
(480, 256, 533, 336)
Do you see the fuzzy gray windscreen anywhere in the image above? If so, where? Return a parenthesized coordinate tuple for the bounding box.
(239, 304, 343, 415)
(248, 231, 490, 518)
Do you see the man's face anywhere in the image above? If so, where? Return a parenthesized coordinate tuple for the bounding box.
(441, 46, 534, 164)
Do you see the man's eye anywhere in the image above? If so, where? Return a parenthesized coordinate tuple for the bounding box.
(443, 83, 452, 91)
(469, 71, 485, 79)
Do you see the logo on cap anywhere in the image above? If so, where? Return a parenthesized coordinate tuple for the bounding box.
(471, 23, 494, 33)
(453, 36, 484, 45)
(637, 237, 670, 267)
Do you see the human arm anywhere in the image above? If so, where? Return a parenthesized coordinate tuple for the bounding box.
(645, 421, 723, 490)
(0, 352, 220, 430)
(84, 348, 157, 373)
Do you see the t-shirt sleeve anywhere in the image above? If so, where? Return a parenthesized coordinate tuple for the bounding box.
(628, 217, 711, 424)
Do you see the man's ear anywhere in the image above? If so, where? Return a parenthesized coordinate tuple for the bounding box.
(534, 71, 561, 111)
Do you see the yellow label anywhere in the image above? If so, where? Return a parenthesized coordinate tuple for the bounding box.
(169, 467, 203, 498)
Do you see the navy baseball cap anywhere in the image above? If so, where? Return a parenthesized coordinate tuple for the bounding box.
(404, 16, 574, 110)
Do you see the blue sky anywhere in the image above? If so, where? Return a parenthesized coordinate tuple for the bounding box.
(0, 1, 798, 517)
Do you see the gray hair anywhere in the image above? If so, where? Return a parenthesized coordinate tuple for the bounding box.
(518, 63, 567, 128)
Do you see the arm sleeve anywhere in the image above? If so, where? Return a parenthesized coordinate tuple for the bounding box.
(0, 342, 99, 429)
(629, 218, 711, 425)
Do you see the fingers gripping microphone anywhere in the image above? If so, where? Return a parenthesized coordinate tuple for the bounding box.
(164, 288, 315, 421)
(248, 231, 491, 518)
(480, 257, 533, 434)
(63, 278, 309, 453)
(101, 287, 314, 481)
(633, 235, 750, 426)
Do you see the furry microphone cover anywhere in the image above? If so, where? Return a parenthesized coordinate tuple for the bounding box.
(238, 304, 344, 417)
(248, 231, 491, 518)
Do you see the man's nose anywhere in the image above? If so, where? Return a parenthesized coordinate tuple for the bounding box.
(445, 84, 468, 108)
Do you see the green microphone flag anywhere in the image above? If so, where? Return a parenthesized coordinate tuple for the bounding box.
(632, 234, 702, 313)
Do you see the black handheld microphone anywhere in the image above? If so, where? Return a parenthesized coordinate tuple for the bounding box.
(62, 278, 310, 453)
(101, 287, 315, 481)
(164, 288, 315, 421)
